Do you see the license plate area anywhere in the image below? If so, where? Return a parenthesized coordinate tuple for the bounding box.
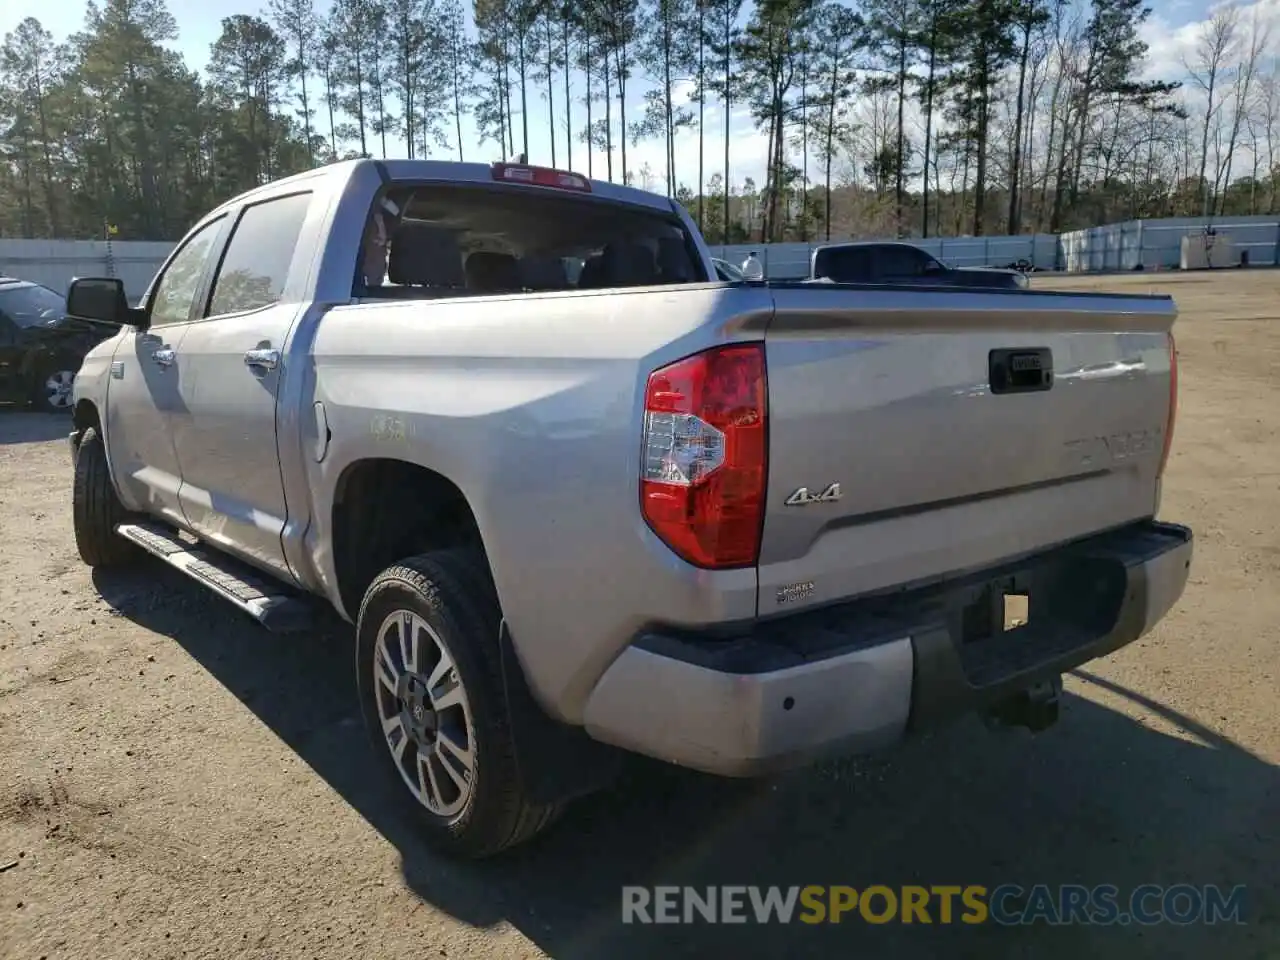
(959, 576, 1032, 646)
(951, 553, 1129, 687)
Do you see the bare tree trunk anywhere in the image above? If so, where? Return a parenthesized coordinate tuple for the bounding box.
(723, 9, 732, 244)
(518, 37, 530, 157)
(824, 63, 836, 240)
(801, 69, 808, 242)
(545, 16, 557, 166)
(324, 62, 337, 156)
(1008, 24, 1032, 234)
(614, 42, 629, 182)
(563, 16, 573, 169)
(921, 31, 937, 238)
(603, 54, 614, 181)
(585, 32, 595, 178)
(895, 35, 907, 235)
(663, 20, 674, 195)
(697, 2, 705, 227)
(1218, 12, 1269, 214)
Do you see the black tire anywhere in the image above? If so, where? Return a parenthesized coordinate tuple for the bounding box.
(30, 359, 78, 415)
(72, 427, 139, 568)
(355, 549, 561, 859)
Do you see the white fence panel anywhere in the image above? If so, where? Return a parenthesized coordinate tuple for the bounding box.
(1060, 216, 1280, 271)
(0, 238, 170, 301)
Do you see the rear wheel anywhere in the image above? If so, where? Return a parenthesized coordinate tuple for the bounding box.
(31, 361, 77, 414)
(355, 550, 561, 859)
(72, 427, 139, 568)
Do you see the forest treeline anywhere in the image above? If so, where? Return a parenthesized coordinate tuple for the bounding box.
(1, 0, 1278, 243)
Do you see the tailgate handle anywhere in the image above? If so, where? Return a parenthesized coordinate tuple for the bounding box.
(989, 348, 1053, 394)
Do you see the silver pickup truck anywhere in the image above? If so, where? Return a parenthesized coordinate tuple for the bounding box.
(63, 158, 1193, 859)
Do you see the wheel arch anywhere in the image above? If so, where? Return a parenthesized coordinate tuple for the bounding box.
(70, 399, 128, 508)
(330, 457, 491, 622)
(72, 397, 102, 436)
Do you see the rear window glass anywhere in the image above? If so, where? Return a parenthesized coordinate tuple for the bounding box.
(357, 184, 704, 299)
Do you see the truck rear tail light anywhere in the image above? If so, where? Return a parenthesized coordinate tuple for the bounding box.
(640, 344, 768, 569)
(491, 163, 591, 192)
(1158, 331, 1178, 477)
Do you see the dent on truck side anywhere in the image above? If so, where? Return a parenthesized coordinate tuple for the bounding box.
(298, 284, 774, 724)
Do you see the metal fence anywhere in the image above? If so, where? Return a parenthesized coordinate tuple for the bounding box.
(1058, 216, 1280, 272)
(0, 238, 171, 302)
(3, 216, 1277, 294)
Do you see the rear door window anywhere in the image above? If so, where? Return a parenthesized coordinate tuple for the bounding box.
(876, 246, 928, 280)
(206, 192, 312, 317)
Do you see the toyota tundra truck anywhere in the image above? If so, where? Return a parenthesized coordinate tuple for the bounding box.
(63, 157, 1193, 859)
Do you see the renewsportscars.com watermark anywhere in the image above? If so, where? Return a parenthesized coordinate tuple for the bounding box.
(621, 884, 1248, 926)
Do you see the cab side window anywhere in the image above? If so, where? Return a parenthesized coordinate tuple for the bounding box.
(878, 246, 926, 280)
(815, 247, 872, 282)
(206, 192, 312, 317)
(148, 217, 226, 327)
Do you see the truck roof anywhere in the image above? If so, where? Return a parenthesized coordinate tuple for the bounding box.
(814, 240, 927, 250)
(210, 158, 678, 220)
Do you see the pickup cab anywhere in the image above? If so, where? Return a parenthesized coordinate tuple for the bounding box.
(64, 158, 1192, 859)
(811, 240, 1030, 289)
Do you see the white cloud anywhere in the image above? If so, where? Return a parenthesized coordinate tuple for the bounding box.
(1140, 0, 1280, 81)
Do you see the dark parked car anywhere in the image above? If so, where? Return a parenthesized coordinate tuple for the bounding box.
(0, 277, 121, 413)
(810, 241, 1030, 289)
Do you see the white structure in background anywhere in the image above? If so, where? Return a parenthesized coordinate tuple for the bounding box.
(1058, 215, 1278, 272)
(0, 237, 170, 303)
(740, 251, 764, 280)
(1180, 231, 1237, 269)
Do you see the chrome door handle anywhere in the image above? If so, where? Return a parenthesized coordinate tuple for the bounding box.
(244, 348, 280, 371)
(152, 348, 175, 367)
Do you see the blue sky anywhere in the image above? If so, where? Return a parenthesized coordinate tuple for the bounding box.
(0, 0, 1247, 194)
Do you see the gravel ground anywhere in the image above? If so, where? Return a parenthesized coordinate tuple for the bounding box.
(1, 270, 1276, 960)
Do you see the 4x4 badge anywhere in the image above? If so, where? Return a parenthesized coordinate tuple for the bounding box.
(785, 483, 842, 506)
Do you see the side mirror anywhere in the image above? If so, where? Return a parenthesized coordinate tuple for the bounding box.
(66, 277, 143, 328)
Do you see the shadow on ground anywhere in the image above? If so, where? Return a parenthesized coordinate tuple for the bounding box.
(93, 563, 1278, 960)
(0, 410, 71, 445)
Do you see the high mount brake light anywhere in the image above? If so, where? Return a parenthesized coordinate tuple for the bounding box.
(1158, 331, 1178, 477)
(640, 344, 768, 569)
(491, 163, 592, 192)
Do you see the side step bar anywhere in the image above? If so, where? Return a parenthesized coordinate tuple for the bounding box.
(115, 522, 313, 633)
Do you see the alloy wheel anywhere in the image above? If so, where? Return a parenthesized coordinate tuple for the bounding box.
(373, 609, 477, 819)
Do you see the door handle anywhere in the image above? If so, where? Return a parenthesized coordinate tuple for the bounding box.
(244, 348, 280, 371)
(152, 348, 175, 367)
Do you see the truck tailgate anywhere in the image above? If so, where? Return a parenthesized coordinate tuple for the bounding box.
(757, 283, 1177, 615)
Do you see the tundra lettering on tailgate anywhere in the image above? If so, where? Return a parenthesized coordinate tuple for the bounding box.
(1064, 428, 1161, 468)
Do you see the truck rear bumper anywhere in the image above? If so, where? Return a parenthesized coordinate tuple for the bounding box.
(581, 520, 1193, 777)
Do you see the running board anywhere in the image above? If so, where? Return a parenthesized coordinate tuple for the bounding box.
(115, 522, 313, 633)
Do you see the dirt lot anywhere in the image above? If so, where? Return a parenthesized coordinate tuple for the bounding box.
(1, 270, 1277, 960)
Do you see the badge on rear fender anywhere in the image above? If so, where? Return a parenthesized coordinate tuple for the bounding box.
(785, 483, 842, 506)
